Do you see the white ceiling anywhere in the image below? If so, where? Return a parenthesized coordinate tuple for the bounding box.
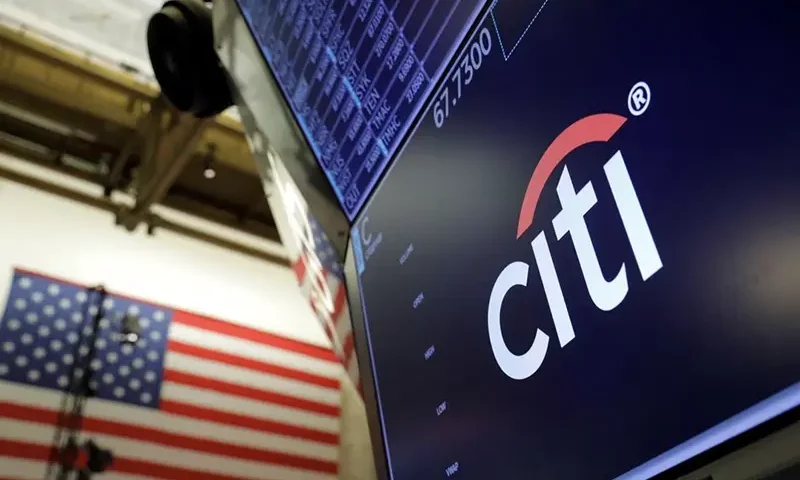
(0, 0, 162, 78)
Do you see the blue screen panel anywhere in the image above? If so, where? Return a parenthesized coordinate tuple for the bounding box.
(236, 0, 488, 220)
(352, 1, 800, 479)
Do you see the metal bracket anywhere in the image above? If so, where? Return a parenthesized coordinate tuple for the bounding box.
(114, 98, 212, 231)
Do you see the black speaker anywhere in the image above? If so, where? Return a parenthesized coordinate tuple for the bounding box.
(147, 0, 233, 117)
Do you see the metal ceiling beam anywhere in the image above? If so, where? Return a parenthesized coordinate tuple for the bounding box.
(0, 84, 126, 143)
(116, 103, 213, 231)
(0, 143, 288, 267)
(0, 107, 112, 166)
(0, 120, 281, 242)
(0, 22, 257, 175)
(0, 90, 205, 234)
(105, 95, 168, 194)
(0, 21, 285, 248)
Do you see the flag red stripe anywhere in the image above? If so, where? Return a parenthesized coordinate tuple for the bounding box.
(168, 340, 339, 390)
(0, 402, 338, 474)
(160, 400, 339, 445)
(331, 284, 347, 326)
(0, 438, 46, 462)
(164, 369, 340, 417)
(114, 455, 255, 480)
(172, 310, 338, 363)
(0, 439, 255, 480)
(0, 440, 89, 469)
(292, 254, 307, 284)
(343, 333, 355, 365)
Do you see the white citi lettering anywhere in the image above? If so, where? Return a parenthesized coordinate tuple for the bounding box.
(603, 151, 663, 280)
(552, 166, 628, 312)
(487, 260, 549, 380)
(531, 232, 574, 347)
(488, 150, 662, 380)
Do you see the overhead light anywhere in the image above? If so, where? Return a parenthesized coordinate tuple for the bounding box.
(203, 144, 217, 179)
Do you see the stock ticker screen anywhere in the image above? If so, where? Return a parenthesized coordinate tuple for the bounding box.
(352, 1, 800, 480)
(235, 0, 488, 220)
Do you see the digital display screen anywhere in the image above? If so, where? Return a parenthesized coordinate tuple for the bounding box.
(351, 1, 800, 479)
(235, 0, 488, 220)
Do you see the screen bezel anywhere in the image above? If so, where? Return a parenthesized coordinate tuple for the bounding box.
(229, 0, 342, 198)
(344, 238, 394, 479)
(219, 0, 350, 256)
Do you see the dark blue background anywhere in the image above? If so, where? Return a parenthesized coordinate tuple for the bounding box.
(354, 1, 800, 479)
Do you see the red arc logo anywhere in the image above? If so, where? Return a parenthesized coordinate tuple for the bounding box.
(516, 113, 628, 238)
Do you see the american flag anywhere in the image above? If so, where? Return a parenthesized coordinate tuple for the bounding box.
(0, 268, 342, 480)
(290, 217, 361, 392)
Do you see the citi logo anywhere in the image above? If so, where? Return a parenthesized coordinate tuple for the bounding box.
(488, 108, 663, 380)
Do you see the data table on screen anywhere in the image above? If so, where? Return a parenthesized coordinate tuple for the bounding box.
(236, 0, 488, 219)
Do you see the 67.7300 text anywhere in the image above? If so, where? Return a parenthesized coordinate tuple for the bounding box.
(433, 27, 492, 129)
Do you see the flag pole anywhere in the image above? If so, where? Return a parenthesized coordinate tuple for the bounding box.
(45, 285, 107, 480)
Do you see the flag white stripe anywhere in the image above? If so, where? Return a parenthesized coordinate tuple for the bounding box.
(299, 270, 352, 363)
(0, 384, 338, 461)
(165, 351, 341, 406)
(348, 356, 360, 384)
(0, 457, 153, 480)
(169, 323, 342, 379)
(161, 381, 339, 433)
(0, 457, 44, 480)
(334, 306, 352, 340)
(0, 419, 337, 480)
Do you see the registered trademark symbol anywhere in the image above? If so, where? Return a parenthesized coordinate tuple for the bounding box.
(628, 81, 651, 116)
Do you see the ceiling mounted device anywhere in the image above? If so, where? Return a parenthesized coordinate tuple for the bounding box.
(146, 0, 233, 118)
